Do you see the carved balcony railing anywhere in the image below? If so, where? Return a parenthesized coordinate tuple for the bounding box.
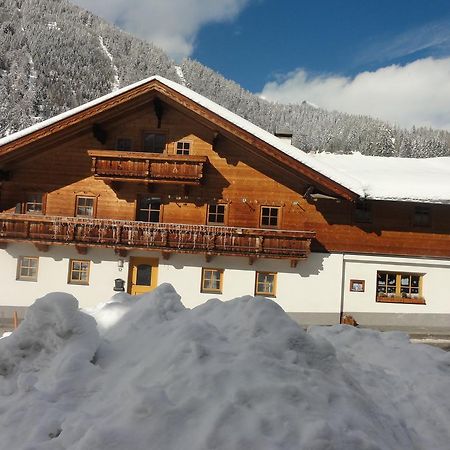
(88, 150, 207, 185)
(0, 214, 315, 260)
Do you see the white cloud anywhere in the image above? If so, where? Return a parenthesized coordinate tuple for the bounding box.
(71, 0, 250, 60)
(260, 57, 450, 130)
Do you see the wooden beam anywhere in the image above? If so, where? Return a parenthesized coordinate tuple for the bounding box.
(205, 253, 213, 262)
(248, 256, 255, 265)
(290, 259, 298, 268)
(35, 243, 49, 252)
(114, 247, 128, 257)
(75, 245, 88, 255)
(162, 251, 171, 260)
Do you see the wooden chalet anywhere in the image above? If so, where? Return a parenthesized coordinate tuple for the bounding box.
(1, 76, 449, 332)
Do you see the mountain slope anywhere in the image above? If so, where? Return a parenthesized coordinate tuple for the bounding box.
(1, 0, 449, 157)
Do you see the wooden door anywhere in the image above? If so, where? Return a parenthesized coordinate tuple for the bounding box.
(128, 257, 159, 295)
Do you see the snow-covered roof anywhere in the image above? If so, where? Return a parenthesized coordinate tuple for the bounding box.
(0, 75, 364, 198)
(312, 152, 450, 204)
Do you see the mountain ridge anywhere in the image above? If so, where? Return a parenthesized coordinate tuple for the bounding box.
(1, 0, 449, 157)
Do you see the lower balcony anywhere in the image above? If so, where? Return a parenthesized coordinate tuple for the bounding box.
(0, 214, 315, 262)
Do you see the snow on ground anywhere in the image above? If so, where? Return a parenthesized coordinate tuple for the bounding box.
(312, 152, 450, 204)
(1, 284, 450, 450)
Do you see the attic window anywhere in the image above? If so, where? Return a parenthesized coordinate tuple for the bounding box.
(142, 133, 166, 153)
(413, 206, 431, 228)
(176, 141, 191, 155)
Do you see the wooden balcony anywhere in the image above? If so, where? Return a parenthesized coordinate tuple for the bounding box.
(88, 150, 207, 185)
(0, 214, 315, 262)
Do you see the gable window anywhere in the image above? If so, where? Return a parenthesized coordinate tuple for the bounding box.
(201, 268, 223, 293)
(260, 206, 280, 228)
(413, 206, 431, 227)
(255, 272, 277, 297)
(16, 193, 45, 214)
(376, 271, 425, 304)
(142, 133, 166, 153)
(116, 138, 132, 151)
(68, 259, 90, 285)
(354, 201, 372, 223)
(176, 141, 191, 155)
(137, 196, 161, 222)
(76, 196, 96, 218)
(17, 256, 39, 281)
(207, 204, 226, 225)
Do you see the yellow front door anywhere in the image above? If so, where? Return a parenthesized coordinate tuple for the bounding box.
(128, 257, 159, 295)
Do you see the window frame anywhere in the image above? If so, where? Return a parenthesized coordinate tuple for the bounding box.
(68, 259, 90, 285)
(142, 131, 167, 154)
(260, 206, 281, 229)
(201, 268, 224, 294)
(17, 256, 39, 282)
(207, 203, 227, 225)
(136, 195, 163, 223)
(175, 140, 192, 156)
(376, 271, 425, 304)
(255, 271, 277, 297)
(16, 192, 46, 215)
(75, 195, 97, 218)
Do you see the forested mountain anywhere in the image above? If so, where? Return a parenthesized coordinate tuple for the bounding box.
(1, 0, 449, 157)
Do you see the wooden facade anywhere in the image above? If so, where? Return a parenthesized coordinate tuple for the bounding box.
(1, 78, 450, 262)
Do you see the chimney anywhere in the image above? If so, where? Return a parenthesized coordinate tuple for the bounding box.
(274, 128, 293, 145)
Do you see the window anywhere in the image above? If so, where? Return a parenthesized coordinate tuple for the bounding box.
(76, 196, 95, 217)
(413, 206, 431, 227)
(207, 204, 226, 224)
(376, 271, 425, 304)
(176, 141, 191, 155)
(17, 256, 39, 281)
(142, 133, 166, 153)
(15, 193, 45, 214)
(136, 196, 161, 222)
(354, 201, 372, 224)
(116, 138, 132, 151)
(201, 268, 223, 293)
(260, 206, 280, 228)
(68, 260, 90, 285)
(255, 272, 277, 297)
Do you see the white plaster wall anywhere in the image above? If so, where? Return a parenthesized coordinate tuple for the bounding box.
(0, 243, 125, 309)
(156, 252, 343, 314)
(0, 245, 343, 314)
(342, 254, 450, 314)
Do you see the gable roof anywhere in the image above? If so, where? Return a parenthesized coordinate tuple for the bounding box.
(0, 75, 363, 201)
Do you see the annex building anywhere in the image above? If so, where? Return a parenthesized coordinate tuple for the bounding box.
(0, 76, 449, 332)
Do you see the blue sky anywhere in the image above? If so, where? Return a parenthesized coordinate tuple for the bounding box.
(72, 0, 450, 129)
(192, 0, 450, 91)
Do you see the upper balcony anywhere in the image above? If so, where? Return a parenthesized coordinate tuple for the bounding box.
(0, 214, 315, 263)
(87, 150, 207, 185)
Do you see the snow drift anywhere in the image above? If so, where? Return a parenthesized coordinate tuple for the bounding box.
(0, 284, 449, 450)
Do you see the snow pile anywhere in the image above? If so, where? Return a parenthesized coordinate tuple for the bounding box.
(1, 285, 450, 449)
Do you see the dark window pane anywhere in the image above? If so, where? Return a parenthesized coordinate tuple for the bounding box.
(137, 264, 152, 286)
(143, 133, 166, 153)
